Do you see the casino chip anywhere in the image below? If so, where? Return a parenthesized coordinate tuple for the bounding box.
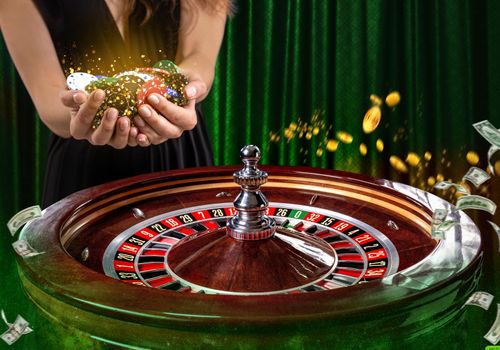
(135, 67, 173, 82)
(136, 68, 189, 107)
(117, 75, 145, 94)
(137, 77, 167, 106)
(66, 72, 98, 91)
(67, 60, 189, 129)
(85, 75, 141, 128)
(163, 73, 188, 106)
(115, 71, 154, 82)
(85, 77, 117, 93)
(153, 60, 180, 74)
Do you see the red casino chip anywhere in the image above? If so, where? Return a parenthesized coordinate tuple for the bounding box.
(137, 77, 167, 106)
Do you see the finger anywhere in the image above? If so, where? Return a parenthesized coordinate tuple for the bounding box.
(60, 90, 87, 108)
(90, 108, 118, 145)
(138, 105, 184, 140)
(184, 80, 207, 101)
(109, 117, 130, 149)
(136, 132, 151, 147)
(70, 89, 105, 139)
(146, 94, 197, 130)
(133, 115, 161, 144)
(128, 126, 138, 147)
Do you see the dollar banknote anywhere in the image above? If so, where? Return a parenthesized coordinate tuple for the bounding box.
(6, 205, 42, 236)
(436, 220, 459, 232)
(12, 240, 44, 258)
(1, 310, 32, 335)
(456, 195, 497, 215)
(433, 181, 470, 194)
(488, 145, 500, 176)
(485, 304, 500, 345)
(463, 291, 494, 310)
(473, 120, 500, 148)
(1, 327, 17, 346)
(488, 221, 500, 252)
(0, 315, 30, 345)
(463, 167, 491, 188)
(431, 228, 445, 240)
(431, 209, 448, 227)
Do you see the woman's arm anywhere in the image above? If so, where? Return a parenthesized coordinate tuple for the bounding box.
(0, 0, 134, 147)
(133, 0, 228, 146)
(175, 0, 229, 101)
(0, 0, 71, 137)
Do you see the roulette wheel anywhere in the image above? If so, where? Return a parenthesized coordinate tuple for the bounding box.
(17, 146, 482, 349)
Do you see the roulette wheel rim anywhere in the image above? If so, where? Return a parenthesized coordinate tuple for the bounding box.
(17, 160, 482, 346)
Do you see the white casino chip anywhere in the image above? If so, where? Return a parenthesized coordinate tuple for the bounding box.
(66, 72, 98, 91)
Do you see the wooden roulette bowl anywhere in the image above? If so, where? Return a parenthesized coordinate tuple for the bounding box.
(17, 146, 482, 349)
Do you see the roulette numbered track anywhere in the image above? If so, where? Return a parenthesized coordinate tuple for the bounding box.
(18, 147, 482, 349)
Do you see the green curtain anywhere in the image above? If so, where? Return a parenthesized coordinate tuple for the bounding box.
(1, 1, 500, 348)
(205, 0, 500, 183)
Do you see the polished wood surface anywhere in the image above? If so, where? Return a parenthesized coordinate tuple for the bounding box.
(167, 228, 336, 293)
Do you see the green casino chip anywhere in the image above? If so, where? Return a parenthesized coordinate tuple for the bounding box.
(153, 60, 180, 74)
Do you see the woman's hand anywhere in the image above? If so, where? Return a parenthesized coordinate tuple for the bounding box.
(60, 89, 141, 148)
(133, 93, 198, 146)
(132, 72, 206, 146)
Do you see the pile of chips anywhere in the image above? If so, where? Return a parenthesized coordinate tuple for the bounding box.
(66, 60, 189, 128)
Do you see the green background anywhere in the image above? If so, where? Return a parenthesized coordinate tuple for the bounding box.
(1, 0, 500, 348)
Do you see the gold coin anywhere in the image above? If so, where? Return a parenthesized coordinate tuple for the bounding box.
(305, 132, 313, 140)
(337, 131, 353, 144)
(326, 139, 339, 152)
(427, 176, 436, 186)
(424, 151, 432, 161)
(316, 148, 324, 157)
(495, 160, 500, 175)
(376, 139, 384, 152)
(385, 91, 401, 107)
(359, 143, 367, 156)
(390, 156, 408, 173)
(370, 94, 383, 106)
(466, 151, 479, 165)
(284, 128, 293, 139)
(406, 152, 421, 167)
(362, 106, 382, 134)
(436, 174, 444, 182)
(289, 122, 298, 131)
(313, 127, 320, 135)
(269, 132, 280, 142)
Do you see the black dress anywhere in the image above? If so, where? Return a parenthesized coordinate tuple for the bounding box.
(34, 0, 214, 208)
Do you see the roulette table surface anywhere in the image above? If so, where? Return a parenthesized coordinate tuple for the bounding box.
(5, 146, 499, 349)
